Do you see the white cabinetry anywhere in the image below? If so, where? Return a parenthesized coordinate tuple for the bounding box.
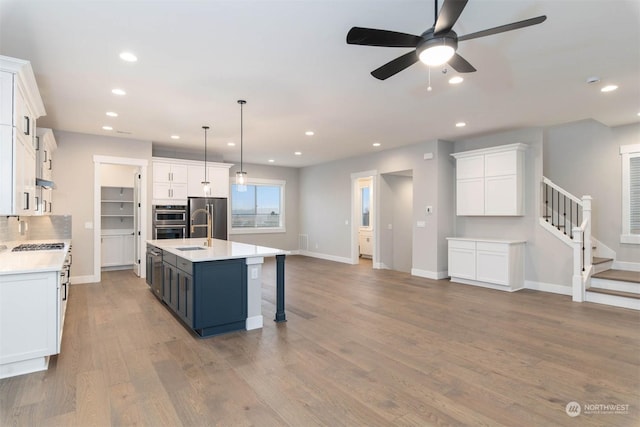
(0, 57, 46, 216)
(447, 238, 525, 291)
(152, 160, 188, 204)
(187, 164, 230, 198)
(0, 271, 58, 378)
(35, 128, 57, 214)
(101, 232, 134, 267)
(452, 143, 527, 216)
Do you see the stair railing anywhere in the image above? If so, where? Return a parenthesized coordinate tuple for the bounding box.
(541, 177, 592, 301)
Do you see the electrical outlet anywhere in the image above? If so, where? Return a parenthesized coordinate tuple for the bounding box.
(251, 267, 258, 280)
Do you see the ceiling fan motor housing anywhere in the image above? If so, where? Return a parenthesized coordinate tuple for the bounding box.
(416, 28, 458, 58)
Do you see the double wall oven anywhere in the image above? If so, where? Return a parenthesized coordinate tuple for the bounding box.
(152, 205, 187, 239)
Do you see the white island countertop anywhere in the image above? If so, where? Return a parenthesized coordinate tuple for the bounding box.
(0, 240, 72, 275)
(147, 238, 288, 262)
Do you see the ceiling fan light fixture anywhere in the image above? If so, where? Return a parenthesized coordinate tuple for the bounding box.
(419, 44, 455, 66)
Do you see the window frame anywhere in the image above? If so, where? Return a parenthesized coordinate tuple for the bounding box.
(230, 178, 286, 235)
(620, 143, 640, 244)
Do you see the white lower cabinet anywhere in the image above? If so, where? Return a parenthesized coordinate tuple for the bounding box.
(101, 232, 135, 268)
(447, 238, 526, 291)
(0, 271, 59, 378)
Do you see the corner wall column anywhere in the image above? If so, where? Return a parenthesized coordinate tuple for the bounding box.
(275, 254, 286, 322)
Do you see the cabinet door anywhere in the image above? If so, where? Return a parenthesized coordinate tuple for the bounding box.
(23, 139, 36, 214)
(485, 175, 520, 215)
(456, 177, 484, 216)
(187, 165, 207, 197)
(208, 166, 229, 198)
(153, 162, 172, 183)
(448, 240, 476, 279)
(171, 164, 188, 183)
(101, 235, 122, 266)
(123, 234, 135, 265)
(476, 243, 509, 286)
(153, 182, 171, 200)
(0, 71, 13, 126)
(0, 125, 14, 214)
(485, 150, 517, 177)
(456, 155, 484, 179)
(178, 273, 194, 327)
(14, 137, 36, 215)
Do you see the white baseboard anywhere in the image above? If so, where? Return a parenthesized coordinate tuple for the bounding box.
(246, 315, 263, 331)
(375, 262, 390, 270)
(411, 268, 449, 280)
(524, 280, 572, 296)
(612, 260, 640, 272)
(298, 250, 354, 265)
(71, 274, 98, 284)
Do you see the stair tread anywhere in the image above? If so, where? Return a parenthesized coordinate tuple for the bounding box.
(587, 288, 640, 299)
(592, 257, 613, 265)
(592, 269, 640, 284)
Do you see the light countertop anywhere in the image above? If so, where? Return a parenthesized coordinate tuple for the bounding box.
(147, 238, 288, 262)
(0, 240, 71, 275)
(446, 237, 527, 244)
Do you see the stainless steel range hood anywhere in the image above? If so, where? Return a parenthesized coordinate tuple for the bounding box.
(36, 178, 56, 189)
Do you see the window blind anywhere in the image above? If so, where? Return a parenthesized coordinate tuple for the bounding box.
(630, 156, 640, 234)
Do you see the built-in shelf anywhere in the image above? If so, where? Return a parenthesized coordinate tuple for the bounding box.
(101, 186, 134, 230)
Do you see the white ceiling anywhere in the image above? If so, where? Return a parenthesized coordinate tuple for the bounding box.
(1, 0, 639, 167)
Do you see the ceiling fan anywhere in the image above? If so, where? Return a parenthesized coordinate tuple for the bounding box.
(346, 0, 546, 80)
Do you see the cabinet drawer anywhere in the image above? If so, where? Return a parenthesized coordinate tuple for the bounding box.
(448, 239, 476, 250)
(163, 251, 177, 266)
(476, 242, 508, 253)
(177, 257, 193, 274)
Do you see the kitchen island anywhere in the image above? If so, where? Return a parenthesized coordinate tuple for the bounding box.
(146, 238, 287, 337)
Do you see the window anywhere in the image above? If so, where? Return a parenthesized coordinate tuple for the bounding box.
(231, 179, 285, 233)
(620, 144, 640, 244)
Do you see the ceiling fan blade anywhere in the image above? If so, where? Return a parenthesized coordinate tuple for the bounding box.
(458, 15, 547, 42)
(371, 51, 419, 80)
(347, 27, 421, 47)
(434, 0, 469, 35)
(448, 53, 476, 73)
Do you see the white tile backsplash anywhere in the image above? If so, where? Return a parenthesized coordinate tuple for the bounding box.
(0, 215, 72, 242)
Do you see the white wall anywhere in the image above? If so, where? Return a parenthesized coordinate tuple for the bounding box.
(52, 131, 152, 281)
(544, 120, 640, 263)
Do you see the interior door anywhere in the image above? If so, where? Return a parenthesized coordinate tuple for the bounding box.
(133, 170, 141, 276)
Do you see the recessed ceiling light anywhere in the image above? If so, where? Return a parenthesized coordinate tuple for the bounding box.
(455, 122, 466, 128)
(294, 151, 302, 156)
(305, 131, 314, 136)
(268, 159, 275, 163)
(227, 142, 235, 147)
(106, 111, 118, 117)
(102, 125, 113, 131)
(119, 52, 138, 62)
(372, 142, 381, 147)
(449, 76, 464, 84)
(637, 112, 640, 117)
(586, 76, 600, 84)
(111, 88, 126, 96)
(170, 135, 180, 140)
(601, 85, 618, 92)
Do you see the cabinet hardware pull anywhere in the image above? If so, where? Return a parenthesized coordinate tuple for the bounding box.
(24, 116, 30, 135)
(44, 150, 48, 162)
(49, 159, 52, 170)
(24, 192, 29, 210)
(35, 196, 40, 211)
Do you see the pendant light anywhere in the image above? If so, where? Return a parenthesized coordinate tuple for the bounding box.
(236, 99, 247, 192)
(201, 125, 210, 194)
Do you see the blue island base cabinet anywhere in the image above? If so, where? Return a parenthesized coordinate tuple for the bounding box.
(193, 259, 247, 337)
(162, 251, 247, 337)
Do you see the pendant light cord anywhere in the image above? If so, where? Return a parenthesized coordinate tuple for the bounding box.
(202, 125, 209, 182)
(238, 100, 246, 173)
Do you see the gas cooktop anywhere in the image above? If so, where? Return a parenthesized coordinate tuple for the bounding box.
(12, 242, 65, 252)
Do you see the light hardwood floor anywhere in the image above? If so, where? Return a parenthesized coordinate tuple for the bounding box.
(1, 256, 639, 426)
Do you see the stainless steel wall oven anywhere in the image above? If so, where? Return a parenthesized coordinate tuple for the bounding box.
(152, 205, 187, 239)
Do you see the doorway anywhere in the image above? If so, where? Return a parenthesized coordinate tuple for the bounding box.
(350, 170, 377, 267)
(379, 170, 413, 273)
(93, 155, 148, 282)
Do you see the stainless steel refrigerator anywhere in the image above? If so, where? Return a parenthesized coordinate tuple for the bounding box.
(187, 197, 228, 240)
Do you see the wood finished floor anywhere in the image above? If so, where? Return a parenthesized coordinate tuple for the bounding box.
(1, 255, 639, 427)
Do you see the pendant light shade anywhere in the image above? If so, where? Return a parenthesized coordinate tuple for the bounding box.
(201, 125, 210, 194)
(236, 100, 247, 192)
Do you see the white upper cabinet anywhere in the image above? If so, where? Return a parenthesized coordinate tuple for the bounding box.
(0, 56, 46, 216)
(153, 158, 231, 204)
(452, 143, 527, 216)
(187, 164, 230, 198)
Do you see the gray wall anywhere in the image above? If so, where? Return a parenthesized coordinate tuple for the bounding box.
(228, 162, 300, 251)
(544, 120, 640, 263)
(298, 140, 454, 278)
(380, 174, 413, 273)
(52, 131, 152, 280)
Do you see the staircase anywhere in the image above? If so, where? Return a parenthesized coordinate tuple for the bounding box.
(541, 177, 640, 310)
